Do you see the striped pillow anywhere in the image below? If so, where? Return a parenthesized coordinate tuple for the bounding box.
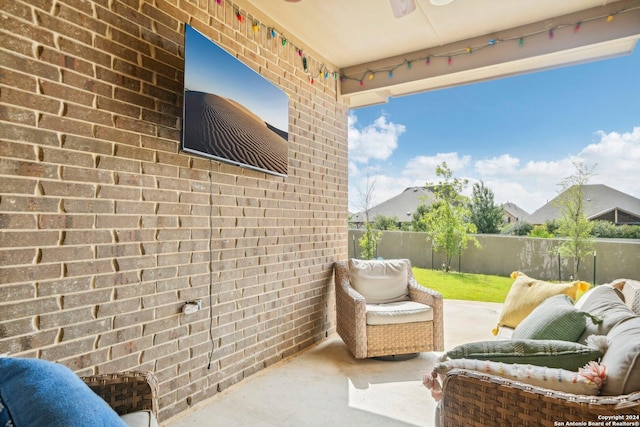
(512, 294, 600, 342)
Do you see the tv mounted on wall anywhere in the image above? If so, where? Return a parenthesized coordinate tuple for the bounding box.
(182, 24, 289, 177)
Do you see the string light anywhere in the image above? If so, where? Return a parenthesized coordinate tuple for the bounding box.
(340, 6, 633, 88)
(208, 0, 337, 87)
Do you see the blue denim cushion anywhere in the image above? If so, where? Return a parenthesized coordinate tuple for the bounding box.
(0, 357, 127, 427)
(0, 392, 13, 427)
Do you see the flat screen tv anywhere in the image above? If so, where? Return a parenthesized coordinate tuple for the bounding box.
(182, 24, 289, 177)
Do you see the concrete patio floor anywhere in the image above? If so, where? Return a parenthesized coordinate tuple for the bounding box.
(164, 299, 503, 427)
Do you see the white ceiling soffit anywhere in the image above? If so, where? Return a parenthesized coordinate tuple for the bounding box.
(242, 0, 640, 107)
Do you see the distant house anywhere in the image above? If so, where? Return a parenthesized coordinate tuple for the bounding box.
(351, 187, 535, 230)
(350, 187, 436, 228)
(527, 184, 640, 225)
(502, 202, 530, 224)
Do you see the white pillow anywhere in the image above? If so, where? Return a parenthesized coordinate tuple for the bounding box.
(348, 259, 409, 304)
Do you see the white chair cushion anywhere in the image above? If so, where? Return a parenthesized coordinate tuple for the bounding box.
(121, 411, 158, 427)
(349, 259, 409, 304)
(366, 301, 433, 325)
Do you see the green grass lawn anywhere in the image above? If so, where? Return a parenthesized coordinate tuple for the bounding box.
(412, 267, 513, 303)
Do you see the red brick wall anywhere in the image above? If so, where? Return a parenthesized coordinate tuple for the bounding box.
(0, 0, 348, 420)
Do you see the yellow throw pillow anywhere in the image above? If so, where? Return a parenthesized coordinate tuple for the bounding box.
(492, 271, 590, 335)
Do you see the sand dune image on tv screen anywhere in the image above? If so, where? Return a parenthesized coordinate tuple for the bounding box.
(183, 90, 288, 176)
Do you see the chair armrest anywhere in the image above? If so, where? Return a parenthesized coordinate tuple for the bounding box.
(440, 368, 640, 426)
(408, 275, 444, 351)
(334, 261, 368, 358)
(81, 371, 159, 417)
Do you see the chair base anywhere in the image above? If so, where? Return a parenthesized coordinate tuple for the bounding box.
(372, 353, 419, 361)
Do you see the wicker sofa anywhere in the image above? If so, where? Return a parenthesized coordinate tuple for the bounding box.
(437, 279, 640, 427)
(82, 371, 159, 427)
(334, 259, 444, 359)
(0, 356, 158, 427)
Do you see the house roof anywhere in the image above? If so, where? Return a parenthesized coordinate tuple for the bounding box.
(241, 0, 640, 107)
(350, 186, 436, 223)
(502, 202, 530, 222)
(527, 184, 640, 224)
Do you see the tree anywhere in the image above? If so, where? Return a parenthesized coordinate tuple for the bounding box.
(418, 162, 479, 272)
(554, 162, 596, 279)
(469, 181, 503, 233)
(501, 221, 532, 236)
(355, 173, 381, 259)
(359, 221, 382, 260)
(411, 204, 430, 232)
(373, 215, 399, 231)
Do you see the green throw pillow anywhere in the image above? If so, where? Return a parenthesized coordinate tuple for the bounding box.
(445, 339, 603, 371)
(511, 294, 600, 342)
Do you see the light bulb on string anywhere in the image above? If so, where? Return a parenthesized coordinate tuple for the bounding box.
(297, 49, 303, 56)
(236, 12, 243, 23)
(465, 47, 472, 54)
(548, 29, 554, 39)
(388, 71, 393, 79)
(489, 39, 496, 45)
(448, 57, 452, 65)
(368, 72, 374, 80)
(574, 22, 581, 33)
(270, 28, 276, 38)
(253, 22, 259, 32)
(426, 56, 431, 66)
(216, 0, 221, 4)
(519, 37, 524, 46)
(281, 38, 287, 46)
(359, 80, 364, 87)
(407, 61, 412, 69)
(607, 14, 614, 22)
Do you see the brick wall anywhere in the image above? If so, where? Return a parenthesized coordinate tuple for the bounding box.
(0, 0, 348, 421)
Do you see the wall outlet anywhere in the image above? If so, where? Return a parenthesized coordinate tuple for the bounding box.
(182, 299, 203, 315)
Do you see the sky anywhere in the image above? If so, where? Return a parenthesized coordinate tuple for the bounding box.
(184, 25, 289, 132)
(348, 46, 640, 215)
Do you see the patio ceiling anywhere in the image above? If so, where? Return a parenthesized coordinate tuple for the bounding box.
(240, 0, 640, 108)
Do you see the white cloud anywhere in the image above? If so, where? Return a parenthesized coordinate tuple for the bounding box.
(475, 154, 520, 176)
(403, 153, 471, 182)
(577, 127, 640, 198)
(348, 112, 406, 164)
(348, 125, 640, 217)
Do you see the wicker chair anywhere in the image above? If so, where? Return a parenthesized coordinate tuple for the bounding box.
(81, 371, 159, 419)
(440, 369, 640, 426)
(334, 259, 444, 359)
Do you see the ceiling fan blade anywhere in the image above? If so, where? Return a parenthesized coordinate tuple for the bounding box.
(390, 0, 416, 18)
